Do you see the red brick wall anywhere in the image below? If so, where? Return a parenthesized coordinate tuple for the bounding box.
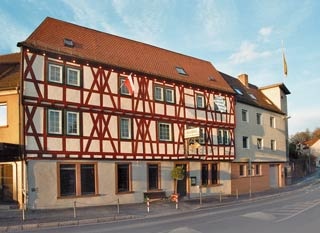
(231, 163, 285, 195)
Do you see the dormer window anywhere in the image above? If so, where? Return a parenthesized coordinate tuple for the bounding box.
(249, 93, 257, 100)
(234, 88, 243, 95)
(176, 67, 187, 75)
(64, 38, 74, 48)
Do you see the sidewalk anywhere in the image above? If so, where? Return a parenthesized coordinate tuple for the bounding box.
(0, 172, 319, 232)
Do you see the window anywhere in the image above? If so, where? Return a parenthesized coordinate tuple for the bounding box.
(241, 109, 248, 122)
(256, 113, 262, 125)
(48, 63, 63, 83)
(154, 86, 175, 103)
(120, 118, 131, 139)
(201, 163, 219, 185)
(271, 140, 276, 151)
(66, 111, 80, 135)
(154, 86, 163, 101)
(270, 116, 275, 128)
(48, 109, 81, 135)
(239, 164, 245, 176)
(66, 67, 81, 86)
(176, 67, 187, 75)
(234, 88, 243, 95)
(201, 164, 209, 185)
(47, 62, 82, 87)
(48, 109, 62, 134)
(257, 138, 263, 150)
(196, 94, 205, 108)
(0, 103, 7, 126)
(198, 128, 206, 144)
(211, 163, 218, 184)
(59, 163, 96, 197)
(148, 164, 160, 190)
(242, 136, 249, 149)
(249, 93, 257, 100)
(117, 163, 131, 193)
(120, 77, 130, 95)
(255, 164, 261, 175)
(217, 129, 230, 145)
(158, 122, 172, 141)
(165, 88, 174, 103)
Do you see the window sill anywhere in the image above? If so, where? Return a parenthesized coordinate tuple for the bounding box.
(57, 193, 100, 199)
(200, 183, 222, 188)
(116, 191, 135, 195)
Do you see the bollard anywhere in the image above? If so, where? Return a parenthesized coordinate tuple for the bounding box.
(219, 191, 222, 203)
(22, 203, 25, 221)
(73, 201, 77, 219)
(175, 196, 179, 209)
(117, 198, 120, 214)
(236, 189, 239, 200)
(147, 197, 150, 213)
(199, 187, 202, 205)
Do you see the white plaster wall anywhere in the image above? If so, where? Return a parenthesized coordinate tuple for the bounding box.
(235, 102, 287, 162)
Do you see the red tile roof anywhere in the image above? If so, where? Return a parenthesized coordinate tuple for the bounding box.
(18, 17, 234, 94)
(0, 53, 20, 89)
(220, 72, 284, 114)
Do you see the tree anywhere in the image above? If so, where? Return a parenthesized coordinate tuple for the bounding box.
(312, 127, 320, 139)
(171, 166, 185, 195)
(289, 130, 311, 144)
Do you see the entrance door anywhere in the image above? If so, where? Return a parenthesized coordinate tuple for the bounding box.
(176, 164, 187, 197)
(0, 164, 13, 202)
(269, 164, 279, 188)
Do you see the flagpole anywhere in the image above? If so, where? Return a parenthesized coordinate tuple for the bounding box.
(282, 40, 288, 77)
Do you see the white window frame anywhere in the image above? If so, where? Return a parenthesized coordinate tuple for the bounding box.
(241, 109, 248, 122)
(257, 138, 263, 150)
(165, 88, 174, 103)
(270, 116, 276, 128)
(196, 94, 205, 108)
(120, 117, 132, 139)
(154, 86, 164, 101)
(0, 103, 8, 127)
(66, 67, 81, 87)
(48, 109, 62, 134)
(217, 129, 230, 145)
(158, 122, 172, 141)
(271, 139, 276, 151)
(48, 63, 63, 83)
(120, 77, 130, 95)
(66, 111, 80, 135)
(256, 113, 262, 125)
(242, 136, 249, 149)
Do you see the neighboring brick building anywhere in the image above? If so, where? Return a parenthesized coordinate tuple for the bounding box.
(221, 72, 290, 195)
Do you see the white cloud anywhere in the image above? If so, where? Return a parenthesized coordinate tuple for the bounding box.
(111, 0, 170, 45)
(61, 0, 117, 34)
(259, 27, 272, 37)
(229, 41, 272, 64)
(0, 11, 29, 53)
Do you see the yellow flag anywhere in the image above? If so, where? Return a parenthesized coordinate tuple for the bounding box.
(283, 52, 288, 76)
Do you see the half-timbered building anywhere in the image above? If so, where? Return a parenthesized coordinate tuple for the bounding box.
(15, 17, 236, 209)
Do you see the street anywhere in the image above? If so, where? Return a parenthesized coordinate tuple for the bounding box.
(19, 179, 320, 233)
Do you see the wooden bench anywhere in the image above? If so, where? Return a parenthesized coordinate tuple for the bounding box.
(143, 190, 167, 201)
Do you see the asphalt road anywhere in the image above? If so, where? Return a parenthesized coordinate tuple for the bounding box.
(22, 180, 320, 233)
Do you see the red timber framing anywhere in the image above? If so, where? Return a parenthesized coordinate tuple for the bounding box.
(21, 49, 235, 161)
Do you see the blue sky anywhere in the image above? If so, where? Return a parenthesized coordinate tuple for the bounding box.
(0, 0, 319, 136)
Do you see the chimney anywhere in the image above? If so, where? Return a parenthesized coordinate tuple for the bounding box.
(238, 74, 249, 87)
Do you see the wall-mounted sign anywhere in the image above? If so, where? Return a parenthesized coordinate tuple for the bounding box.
(184, 127, 200, 139)
(214, 95, 227, 112)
